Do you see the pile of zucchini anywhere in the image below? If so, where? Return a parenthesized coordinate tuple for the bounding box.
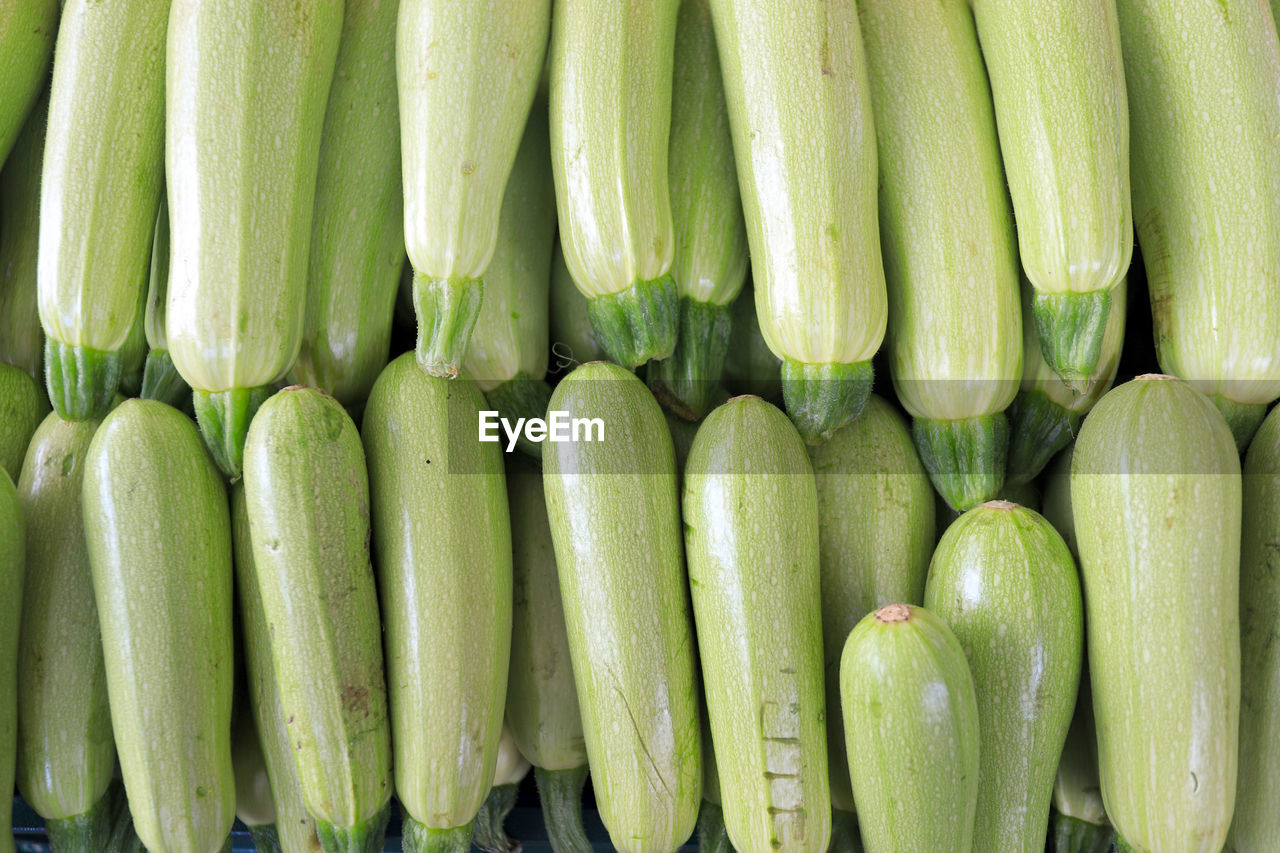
(0, 0, 1276, 852)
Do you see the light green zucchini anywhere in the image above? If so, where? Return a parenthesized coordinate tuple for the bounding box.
(0, 88, 48, 380)
(548, 243, 605, 370)
(166, 0, 342, 479)
(924, 501, 1083, 852)
(709, 0, 887, 443)
(232, 698, 278, 848)
(542, 361, 702, 853)
(289, 0, 404, 409)
(1040, 446, 1075, 557)
(0, 363, 49, 483)
(859, 0, 1020, 510)
(398, 0, 551, 377)
(15, 412, 115, 851)
(839, 603, 980, 853)
(0, 0, 57, 168)
(1052, 678, 1113, 853)
(807, 393, 935, 814)
(362, 354, 512, 852)
(1071, 375, 1241, 851)
(0, 468, 23, 853)
(720, 280, 781, 405)
(472, 724, 532, 853)
(139, 197, 189, 408)
(972, 0, 1131, 383)
(81, 399, 235, 852)
(1118, 0, 1280, 450)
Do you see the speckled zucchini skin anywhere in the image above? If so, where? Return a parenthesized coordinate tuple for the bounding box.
(0, 90, 49, 380)
(0, 364, 49, 483)
(0, 0, 57, 166)
(0, 467, 23, 853)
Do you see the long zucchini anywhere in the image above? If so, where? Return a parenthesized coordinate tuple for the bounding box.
(139, 197, 189, 408)
(166, 0, 342, 479)
(548, 243, 605, 370)
(0, 364, 49, 483)
(0, 0, 57, 168)
(1071, 375, 1240, 851)
(708, 0, 886, 443)
(0, 468, 23, 853)
(542, 361, 702, 852)
(0, 88, 48, 380)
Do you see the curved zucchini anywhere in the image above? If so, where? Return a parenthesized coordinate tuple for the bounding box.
(139, 197, 190, 408)
(362, 354, 512, 850)
(548, 243, 605, 370)
(166, 0, 343, 479)
(721, 280, 781, 405)
(398, 0, 551, 377)
(0, 0, 57, 167)
(472, 724, 532, 853)
(709, 0, 886, 443)
(1071, 375, 1240, 851)
(0, 469, 23, 853)
(542, 362, 702, 853)
(242, 387, 393, 850)
(1053, 678, 1113, 853)
(839, 603, 980, 853)
(0, 89, 48, 380)
(924, 501, 1083, 852)
(0, 364, 49, 483)
(82, 399, 235, 852)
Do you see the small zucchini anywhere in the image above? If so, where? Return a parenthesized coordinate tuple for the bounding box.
(0, 89, 48, 380)
(0, 468, 24, 853)
(0, 363, 49, 483)
(0, 0, 57, 167)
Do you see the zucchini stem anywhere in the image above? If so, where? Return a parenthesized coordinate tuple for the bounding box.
(780, 359, 873, 445)
(402, 819, 474, 853)
(471, 783, 521, 853)
(44, 785, 118, 853)
(314, 803, 390, 853)
(534, 766, 591, 853)
(585, 274, 680, 368)
(913, 412, 1009, 512)
(647, 296, 734, 420)
(44, 338, 122, 421)
(1004, 389, 1081, 486)
(191, 384, 275, 481)
(1032, 288, 1113, 388)
(412, 271, 483, 379)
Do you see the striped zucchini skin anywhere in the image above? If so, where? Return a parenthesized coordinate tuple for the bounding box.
(839, 604, 981, 853)
(0, 364, 49, 483)
(925, 502, 1083, 852)
(242, 387, 393, 847)
(0, 0, 57, 167)
(166, 0, 343, 478)
(1072, 376, 1241, 852)
(0, 89, 48, 380)
(1118, 0, 1280, 450)
(82, 399, 235, 853)
(140, 197, 190, 408)
(807, 393, 935, 813)
(362, 354, 512, 840)
(398, 0, 551, 378)
(542, 362, 702, 853)
(290, 0, 404, 409)
(549, 244, 606, 370)
(683, 395, 830, 852)
(0, 469, 23, 853)
(708, 0, 886, 443)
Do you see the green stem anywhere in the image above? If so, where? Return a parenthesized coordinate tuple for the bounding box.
(44, 338, 122, 420)
(413, 271, 483, 378)
(248, 824, 283, 853)
(647, 296, 734, 420)
(534, 766, 591, 853)
(315, 804, 390, 853)
(140, 348, 190, 409)
(780, 359, 873, 445)
(1004, 389, 1081, 486)
(913, 412, 1009, 512)
(1209, 393, 1267, 454)
(1032, 288, 1112, 388)
(191, 384, 275, 481)
(828, 809, 863, 853)
(695, 800, 735, 853)
(44, 788, 118, 853)
(472, 783, 521, 853)
(1051, 813, 1113, 853)
(585, 274, 680, 368)
(402, 819, 474, 853)
(483, 372, 554, 461)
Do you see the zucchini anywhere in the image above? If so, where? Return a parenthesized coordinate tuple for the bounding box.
(548, 243, 605, 370)
(839, 603, 981, 853)
(37, 0, 169, 421)
(924, 501, 1083, 852)
(1118, 0, 1280, 450)
(362, 354, 512, 851)
(472, 724, 532, 853)
(859, 0, 1021, 511)
(1053, 678, 1113, 853)
(683, 395, 830, 852)
(139, 197, 190, 408)
(646, 0, 748, 420)
(81, 398, 235, 852)
(398, 0, 551, 377)
(166, 0, 343, 479)
(548, 0, 680, 369)
(0, 0, 57, 167)
(289, 0, 404, 409)
(720, 280, 781, 405)
(709, 0, 886, 443)
(0, 469, 23, 853)
(542, 361, 702, 852)
(1040, 446, 1076, 558)
(972, 0, 1131, 383)
(807, 393, 935, 815)
(0, 363, 49, 483)
(15, 412, 116, 850)
(232, 700, 277, 848)
(117, 271, 149, 398)
(242, 387, 393, 851)
(1071, 375, 1241, 851)
(0, 88, 48, 380)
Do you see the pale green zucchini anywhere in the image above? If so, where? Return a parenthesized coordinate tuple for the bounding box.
(139, 197, 189, 408)
(0, 468, 23, 853)
(232, 700, 277, 848)
(289, 0, 404, 409)
(82, 399, 235, 852)
(362, 354, 512, 852)
(0, 89, 48, 380)
(548, 243, 605, 369)
(708, 0, 886, 443)
(0, 363, 49, 483)
(647, 0, 748, 419)
(1040, 447, 1076, 557)
(398, 0, 551, 377)
(37, 0, 169, 420)
(1118, 0, 1280, 450)
(807, 393, 935, 814)
(839, 604, 980, 853)
(1052, 678, 1113, 853)
(0, 0, 57, 168)
(548, 0, 680, 369)
(925, 501, 1083, 852)
(720, 280, 781, 405)
(859, 0, 1021, 510)
(542, 362, 702, 853)
(972, 0, 1131, 383)
(15, 412, 115, 851)
(472, 724, 532, 853)
(1072, 375, 1241, 851)
(166, 0, 342, 478)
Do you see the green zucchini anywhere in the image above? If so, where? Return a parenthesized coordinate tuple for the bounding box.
(472, 724, 532, 853)
(683, 395, 830, 852)
(548, 0, 680, 369)
(398, 0, 551, 377)
(166, 0, 343, 479)
(1072, 375, 1241, 851)
(0, 363, 49, 483)
(242, 387, 393, 851)
(548, 243, 605, 371)
(709, 0, 886, 443)
(807, 393, 935, 814)
(139, 197, 190, 408)
(839, 604, 981, 853)
(1040, 447, 1076, 558)
(0, 88, 48, 380)
(116, 269, 149, 399)
(15, 412, 115, 851)
(1118, 0, 1280, 450)
(232, 699, 277, 848)
(362, 354, 512, 851)
(542, 361, 702, 852)
(0, 0, 57, 168)
(924, 501, 1083, 852)
(646, 0, 748, 420)
(82, 399, 235, 852)
(1052, 678, 1113, 853)
(972, 0, 1131, 382)
(720, 280, 781, 405)
(289, 0, 404, 409)
(0, 469, 23, 853)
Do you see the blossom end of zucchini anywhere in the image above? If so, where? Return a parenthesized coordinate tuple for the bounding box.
(471, 783, 521, 853)
(1051, 812, 1113, 853)
(140, 349, 191, 409)
(483, 372, 553, 460)
(247, 823, 283, 853)
(912, 412, 1009, 512)
(1208, 394, 1266, 454)
(647, 296, 733, 420)
(780, 358, 873, 445)
(192, 384, 276, 481)
(1033, 289, 1112, 388)
(1005, 390, 1081, 486)
(585, 274, 680, 368)
(44, 339, 122, 421)
(413, 271, 483, 379)
(402, 819, 475, 853)
(534, 766, 591, 853)
(315, 803, 390, 853)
